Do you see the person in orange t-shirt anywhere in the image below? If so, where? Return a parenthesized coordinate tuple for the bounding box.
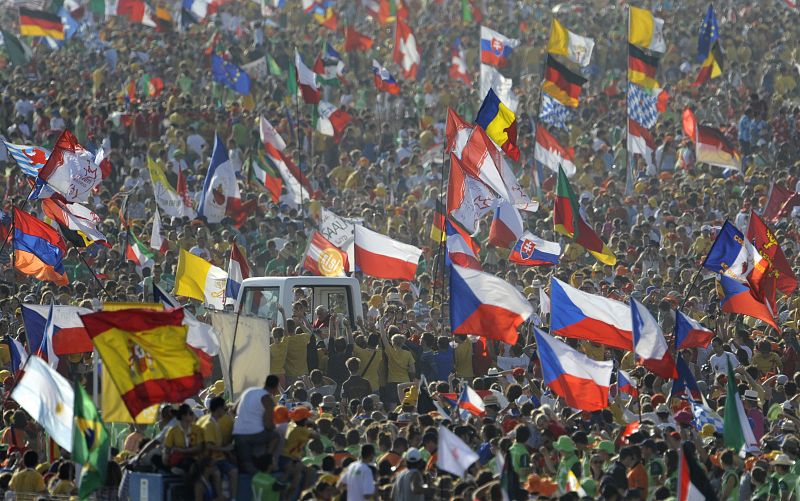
(621, 445, 649, 498)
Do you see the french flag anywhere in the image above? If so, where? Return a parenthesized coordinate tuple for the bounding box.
(354, 225, 422, 280)
(534, 327, 613, 411)
(509, 231, 561, 266)
(225, 242, 250, 301)
(670, 354, 705, 403)
(449, 37, 470, 85)
(6, 336, 28, 374)
(372, 59, 400, 95)
(617, 369, 638, 397)
(21, 303, 93, 356)
(445, 219, 481, 270)
(631, 298, 677, 379)
(675, 310, 715, 350)
(449, 264, 533, 345)
(488, 200, 524, 248)
(550, 277, 633, 350)
(457, 384, 486, 417)
(719, 275, 779, 331)
(703, 221, 766, 288)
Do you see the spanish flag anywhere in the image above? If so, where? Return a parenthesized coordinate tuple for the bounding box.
(80, 308, 203, 418)
(18, 8, 64, 40)
(175, 249, 228, 310)
(553, 166, 616, 265)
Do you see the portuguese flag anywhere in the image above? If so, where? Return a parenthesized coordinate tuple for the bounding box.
(553, 166, 616, 265)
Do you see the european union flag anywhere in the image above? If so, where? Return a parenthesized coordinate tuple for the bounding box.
(211, 54, 251, 95)
(696, 4, 719, 63)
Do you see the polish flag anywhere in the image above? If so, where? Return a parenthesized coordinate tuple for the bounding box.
(627, 118, 656, 171)
(149, 207, 168, 254)
(354, 225, 422, 280)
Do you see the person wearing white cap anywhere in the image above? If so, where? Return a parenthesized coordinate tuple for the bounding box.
(743, 389, 765, 441)
(390, 447, 431, 501)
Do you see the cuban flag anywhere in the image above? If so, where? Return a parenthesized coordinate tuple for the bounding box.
(480, 26, 519, 68)
(457, 384, 486, 417)
(631, 298, 677, 378)
(703, 221, 766, 288)
(449, 37, 470, 84)
(617, 369, 638, 397)
(225, 242, 250, 301)
(445, 219, 481, 270)
(449, 264, 533, 345)
(6, 336, 28, 374)
(534, 327, 613, 411)
(675, 310, 715, 350)
(509, 231, 561, 267)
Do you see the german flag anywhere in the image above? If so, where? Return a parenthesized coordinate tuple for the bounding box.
(628, 44, 660, 90)
(18, 8, 64, 40)
(693, 41, 724, 87)
(542, 55, 587, 108)
(430, 199, 446, 243)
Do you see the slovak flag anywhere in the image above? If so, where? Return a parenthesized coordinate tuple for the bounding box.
(198, 133, 241, 224)
(675, 310, 715, 350)
(534, 327, 613, 412)
(449, 264, 533, 345)
(225, 242, 250, 301)
(449, 37, 470, 84)
(457, 384, 486, 417)
(703, 221, 766, 289)
(480, 26, 519, 68)
(372, 60, 400, 95)
(631, 298, 677, 379)
(509, 231, 561, 266)
(445, 219, 481, 270)
(617, 369, 639, 397)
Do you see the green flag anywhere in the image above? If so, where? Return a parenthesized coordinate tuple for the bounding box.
(461, 0, 473, 22)
(0, 30, 32, 67)
(267, 54, 282, 77)
(287, 63, 297, 98)
(72, 384, 109, 500)
(723, 358, 756, 453)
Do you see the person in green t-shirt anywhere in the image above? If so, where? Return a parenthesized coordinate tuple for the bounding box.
(553, 435, 581, 492)
(252, 454, 286, 501)
(770, 454, 797, 499)
(509, 425, 531, 478)
(719, 450, 740, 501)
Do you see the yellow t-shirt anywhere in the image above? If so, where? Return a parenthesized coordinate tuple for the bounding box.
(163, 424, 203, 450)
(218, 412, 234, 445)
(328, 166, 354, 188)
(353, 346, 382, 391)
(0, 343, 10, 366)
(751, 352, 781, 374)
(282, 423, 313, 459)
(9, 469, 45, 494)
(49, 479, 76, 495)
(271, 337, 288, 375)
(454, 341, 474, 378)
(285, 333, 311, 377)
(385, 344, 414, 383)
(197, 415, 225, 460)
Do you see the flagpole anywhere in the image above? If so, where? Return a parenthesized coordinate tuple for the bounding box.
(434, 114, 449, 312)
(626, 6, 632, 185)
(9, 207, 15, 297)
(293, 47, 306, 236)
(76, 248, 110, 297)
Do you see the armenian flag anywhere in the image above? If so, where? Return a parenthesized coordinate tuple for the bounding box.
(18, 8, 64, 40)
(475, 89, 519, 161)
(80, 308, 204, 417)
(13, 208, 68, 286)
(542, 55, 587, 108)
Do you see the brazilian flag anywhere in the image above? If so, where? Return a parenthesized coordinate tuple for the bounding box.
(73, 384, 109, 500)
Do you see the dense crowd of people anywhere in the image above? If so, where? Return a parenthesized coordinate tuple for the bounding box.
(0, 0, 799, 499)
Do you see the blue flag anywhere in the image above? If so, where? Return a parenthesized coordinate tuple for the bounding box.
(696, 5, 719, 63)
(211, 55, 251, 95)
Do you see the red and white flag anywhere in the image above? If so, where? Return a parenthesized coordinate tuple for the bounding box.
(295, 50, 320, 104)
(315, 101, 352, 144)
(447, 153, 496, 233)
(393, 19, 420, 80)
(259, 115, 286, 151)
(534, 126, 576, 177)
(628, 119, 656, 171)
(354, 225, 422, 280)
(449, 38, 470, 85)
(488, 200, 524, 248)
(36, 130, 103, 203)
(304, 231, 348, 277)
(106, 0, 157, 27)
(150, 207, 168, 254)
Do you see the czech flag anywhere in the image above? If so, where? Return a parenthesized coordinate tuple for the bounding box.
(479, 26, 519, 68)
(449, 264, 533, 345)
(719, 275, 779, 331)
(509, 231, 561, 267)
(225, 242, 250, 301)
(457, 384, 486, 417)
(550, 277, 632, 350)
(670, 354, 705, 403)
(22, 303, 93, 356)
(475, 88, 519, 161)
(675, 310, 714, 350)
(445, 219, 481, 271)
(372, 60, 400, 95)
(13, 208, 68, 286)
(534, 327, 613, 412)
(617, 369, 638, 397)
(631, 298, 677, 379)
(354, 225, 422, 280)
(488, 201, 524, 248)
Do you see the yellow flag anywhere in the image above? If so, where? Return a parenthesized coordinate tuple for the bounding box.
(101, 363, 158, 424)
(629, 6, 666, 52)
(175, 249, 228, 309)
(547, 19, 569, 56)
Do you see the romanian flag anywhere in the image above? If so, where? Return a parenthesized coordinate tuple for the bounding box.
(13, 208, 68, 285)
(542, 55, 587, 108)
(553, 166, 616, 265)
(628, 44, 660, 90)
(430, 199, 446, 243)
(175, 249, 228, 310)
(80, 308, 203, 418)
(18, 8, 64, 40)
(475, 89, 519, 161)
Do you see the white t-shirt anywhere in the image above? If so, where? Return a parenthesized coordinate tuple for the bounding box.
(338, 461, 376, 501)
(709, 351, 740, 375)
(233, 387, 268, 435)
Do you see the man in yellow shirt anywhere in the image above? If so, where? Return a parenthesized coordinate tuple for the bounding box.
(352, 333, 383, 392)
(270, 327, 288, 388)
(163, 404, 204, 473)
(382, 329, 415, 408)
(9, 450, 46, 498)
(197, 397, 238, 497)
(453, 335, 474, 379)
(751, 340, 782, 374)
(284, 324, 312, 384)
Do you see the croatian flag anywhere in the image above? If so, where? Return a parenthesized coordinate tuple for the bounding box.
(534, 327, 613, 411)
(449, 264, 533, 345)
(225, 242, 250, 301)
(550, 277, 633, 350)
(719, 275, 779, 331)
(509, 231, 561, 267)
(21, 303, 93, 356)
(675, 310, 715, 350)
(703, 221, 766, 287)
(631, 298, 677, 378)
(480, 26, 519, 68)
(617, 369, 638, 397)
(457, 384, 486, 417)
(445, 219, 481, 270)
(354, 225, 422, 280)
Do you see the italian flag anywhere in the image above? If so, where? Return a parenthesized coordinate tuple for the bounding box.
(314, 101, 352, 144)
(723, 358, 758, 454)
(553, 166, 616, 265)
(126, 231, 155, 270)
(251, 152, 283, 204)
